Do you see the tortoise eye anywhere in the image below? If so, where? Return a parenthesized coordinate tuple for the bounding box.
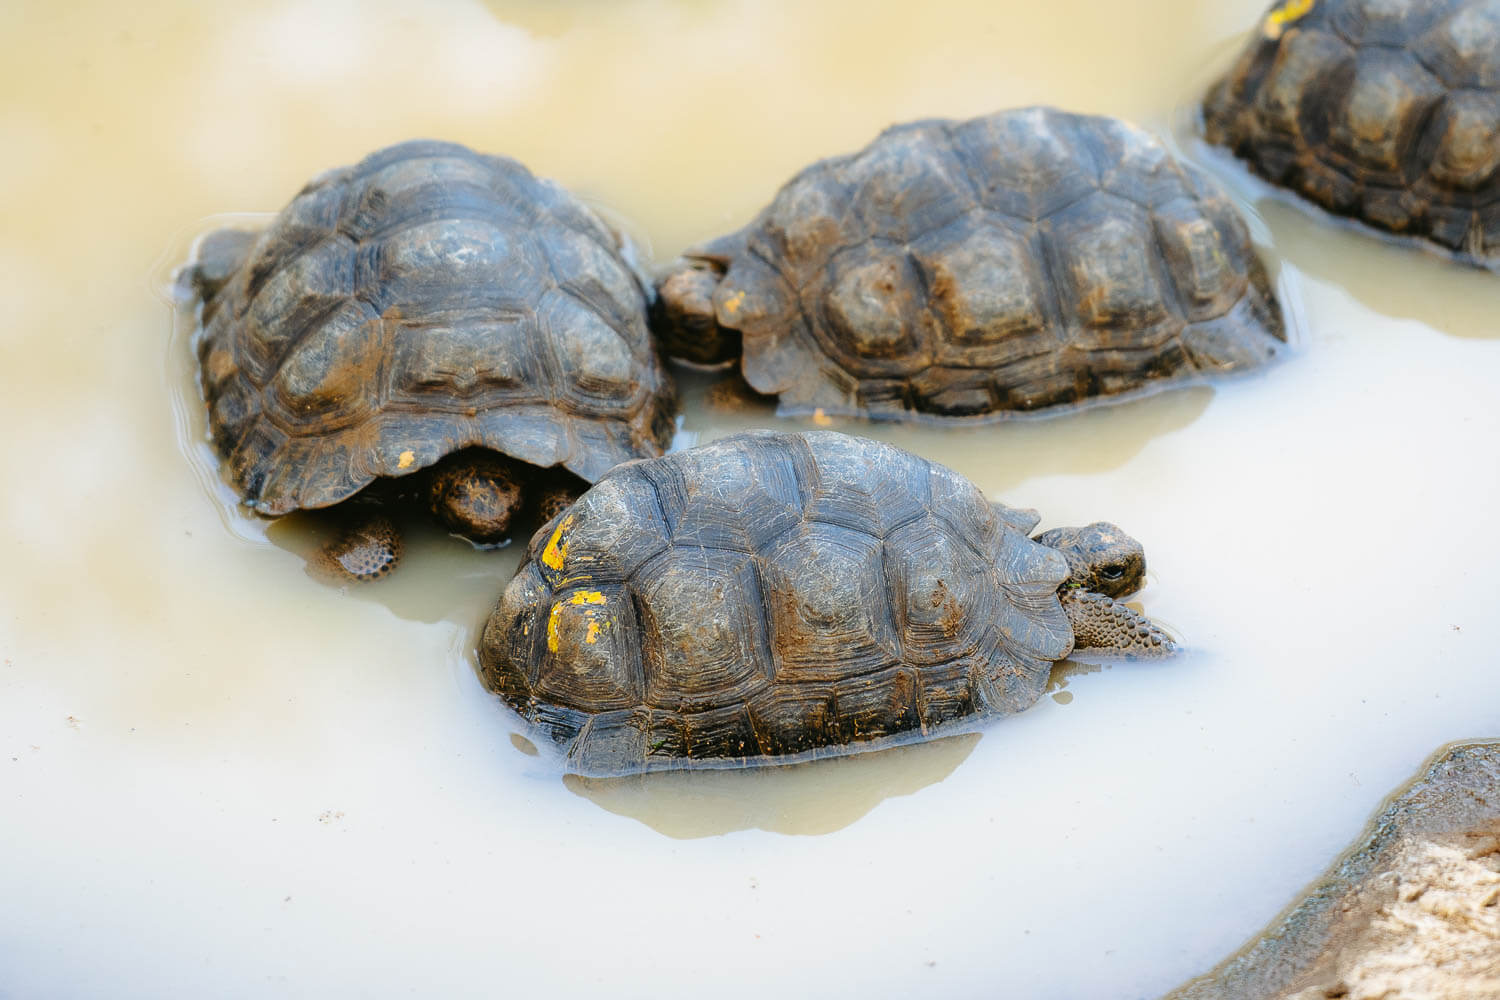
(1099, 565, 1126, 581)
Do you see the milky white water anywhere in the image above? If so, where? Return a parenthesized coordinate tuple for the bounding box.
(2, 2, 1497, 998)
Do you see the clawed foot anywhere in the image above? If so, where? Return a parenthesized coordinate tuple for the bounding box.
(312, 513, 403, 583)
(1061, 589, 1175, 657)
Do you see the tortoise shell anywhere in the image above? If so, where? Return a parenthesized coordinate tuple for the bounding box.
(663, 107, 1285, 420)
(1204, 0, 1500, 266)
(479, 430, 1074, 775)
(193, 140, 675, 516)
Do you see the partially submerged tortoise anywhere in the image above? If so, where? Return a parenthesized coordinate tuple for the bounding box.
(1204, 0, 1500, 267)
(654, 107, 1285, 421)
(184, 140, 676, 580)
(480, 430, 1174, 775)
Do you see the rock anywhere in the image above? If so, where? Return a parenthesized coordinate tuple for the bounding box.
(1167, 740, 1500, 1000)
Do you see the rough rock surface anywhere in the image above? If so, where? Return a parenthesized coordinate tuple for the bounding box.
(1167, 741, 1500, 1000)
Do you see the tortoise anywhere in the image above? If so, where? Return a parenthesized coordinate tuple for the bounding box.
(653, 106, 1286, 421)
(183, 140, 676, 580)
(479, 430, 1174, 775)
(1203, 0, 1500, 268)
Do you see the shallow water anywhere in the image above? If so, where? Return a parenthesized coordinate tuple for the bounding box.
(2, 1, 1498, 998)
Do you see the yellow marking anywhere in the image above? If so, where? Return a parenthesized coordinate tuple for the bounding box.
(723, 290, 746, 314)
(397, 449, 415, 470)
(812, 407, 833, 427)
(541, 513, 575, 571)
(546, 589, 609, 653)
(1264, 0, 1313, 39)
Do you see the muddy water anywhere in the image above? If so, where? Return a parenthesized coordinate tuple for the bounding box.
(2, 1, 1498, 998)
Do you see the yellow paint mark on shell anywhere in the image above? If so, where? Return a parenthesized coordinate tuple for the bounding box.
(546, 589, 608, 653)
(541, 514, 575, 571)
(397, 449, 415, 470)
(1264, 0, 1314, 39)
(723, 290, 746, 314)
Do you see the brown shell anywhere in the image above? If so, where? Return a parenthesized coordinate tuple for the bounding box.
(1204, 0, 1500, 266)
(478, 430, 1073, 775)
(677, 107, 1285, 420)
(192, 140, 675, 515)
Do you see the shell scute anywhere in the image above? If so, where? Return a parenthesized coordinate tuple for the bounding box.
(885, 516, 997, 667)
(912, 215, 1054, 369)
(534, 584, 641, 712)
(632, 548, 774, 712)
(760, 522, 902, 684)
(843, 122, 973, 242)
(1045, 194, 1174, 346)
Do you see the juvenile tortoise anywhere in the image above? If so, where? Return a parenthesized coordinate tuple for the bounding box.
(480, 430, 1174, 775)
(654, 107, 1285, 421)
(1204, 0, 1500, 267)
(184, 140, 676, 580)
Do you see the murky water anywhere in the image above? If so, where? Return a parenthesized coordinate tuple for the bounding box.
(2, 1, 1498, 998)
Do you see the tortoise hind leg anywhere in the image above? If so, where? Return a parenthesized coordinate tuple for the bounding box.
(1061, 589, 1174, 657)
(311, 513, 403, 583)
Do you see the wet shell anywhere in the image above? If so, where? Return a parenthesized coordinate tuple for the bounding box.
(1204, 0, 1500, 266)
(192, 140, 675, 515)
(667, 106, 1285, 420)
(479, 430, 1074, 775)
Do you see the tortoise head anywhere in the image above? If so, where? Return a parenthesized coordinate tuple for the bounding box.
(426, 450, 526, 544)
(652, 253, 742, 366)
(1032, 522, 1146, 599)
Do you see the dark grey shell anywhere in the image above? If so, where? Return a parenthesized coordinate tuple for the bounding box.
(479, 430, 1073, 775)
(193, 140, 675, 516)
(679, 107, 1285, 419)
(1204, 0, 1500, 266)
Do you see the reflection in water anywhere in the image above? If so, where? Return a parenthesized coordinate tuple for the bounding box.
(674, 365, 1219, 495)
(1252, 197, 1500, 341)
(563, 733, 980, 839)
(1185, 144, 1500, 342)
(1047, 659, 1111, 703)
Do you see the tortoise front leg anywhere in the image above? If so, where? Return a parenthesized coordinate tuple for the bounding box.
(313, 513, 403, 582)
(532, 479, 583, 526)
(1061, 589, 1174, 657)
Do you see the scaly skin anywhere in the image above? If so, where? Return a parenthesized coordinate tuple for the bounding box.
(1059, 588, 1174, 657)
(314, 514, 403, 583)
(314, 451, 533, 583)
(532, 481, 582, 526)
